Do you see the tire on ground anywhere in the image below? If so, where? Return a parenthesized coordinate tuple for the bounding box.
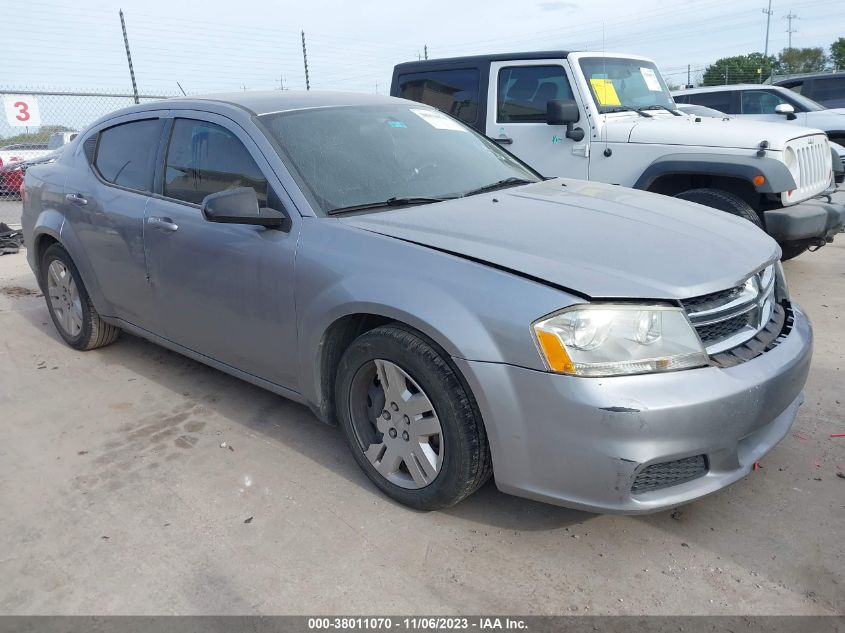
(334, 324, 492, 510)
(675, 188, 763, 228)
(40, 243, 120, 351)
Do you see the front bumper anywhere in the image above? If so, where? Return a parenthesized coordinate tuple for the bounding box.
(454, 302, 812, 514)
(764, 192, 845, 242)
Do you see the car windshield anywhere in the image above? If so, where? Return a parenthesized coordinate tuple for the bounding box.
(579, 57, 677, 113)
(256, 104, 540, 215)
(777, 89, 825, 112)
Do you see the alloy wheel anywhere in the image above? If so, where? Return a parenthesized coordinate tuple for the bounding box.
(46, 260, 83, 338)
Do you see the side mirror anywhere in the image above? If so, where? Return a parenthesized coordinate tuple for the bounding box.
(774, 103, 796, 120)
(546, 100, 585, 142)
(201, 187, 291, 231)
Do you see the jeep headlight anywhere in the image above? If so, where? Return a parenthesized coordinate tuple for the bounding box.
(533, 304, 708, 377)
(784, 147, 799, 184)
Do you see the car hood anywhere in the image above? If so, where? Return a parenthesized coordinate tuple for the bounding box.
(340, 179, 779, 300)
(608, 112, 822, 150)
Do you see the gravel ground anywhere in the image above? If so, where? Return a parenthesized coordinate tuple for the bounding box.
(0, 240, 843, 615)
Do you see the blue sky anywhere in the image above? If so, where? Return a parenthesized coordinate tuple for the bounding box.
(2, 0, 842, 96)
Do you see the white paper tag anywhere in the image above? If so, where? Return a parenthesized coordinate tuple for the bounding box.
(410, 108, 466, 131)
(640, 67, 662, 92)
(4, 94, 41, 127)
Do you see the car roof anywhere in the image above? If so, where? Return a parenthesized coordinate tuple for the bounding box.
(774, 71, 845, 84)
(673, 84, 783, 95)
(394, 51, 571, 72)
(108, 90, 409, 118)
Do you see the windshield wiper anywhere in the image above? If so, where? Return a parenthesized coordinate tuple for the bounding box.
(327, 196, 451, 216)
(459, 177, 536, 198)
(638, 105, 682, 116)
(604, 105, 652, 118)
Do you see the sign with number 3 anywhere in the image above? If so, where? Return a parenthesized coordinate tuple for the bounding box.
(4, 94, 42, 127)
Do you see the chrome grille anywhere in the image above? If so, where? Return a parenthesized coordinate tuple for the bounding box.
(631, 455, 707, 494)
(682, 266, 777, 355)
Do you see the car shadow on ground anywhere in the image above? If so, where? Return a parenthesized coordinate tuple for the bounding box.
(15, 298, 592, 532)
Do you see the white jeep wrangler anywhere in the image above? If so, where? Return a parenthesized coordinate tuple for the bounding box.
(392, 51, 845, 259)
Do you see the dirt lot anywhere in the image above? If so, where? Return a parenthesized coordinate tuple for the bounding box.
(0, 236, 843, 616)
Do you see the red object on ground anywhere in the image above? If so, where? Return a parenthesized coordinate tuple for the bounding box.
(830, 433, 845, 438)
(752, 462, 761, 471)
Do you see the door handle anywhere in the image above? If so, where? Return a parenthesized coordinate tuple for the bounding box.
(493, 137, 513, 145)
(147, 216, 179, 232)
(65, 193, 88, 206)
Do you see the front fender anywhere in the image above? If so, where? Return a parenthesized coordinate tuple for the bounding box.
(633, 152, 797, 194)
(294, 220, 578, 411)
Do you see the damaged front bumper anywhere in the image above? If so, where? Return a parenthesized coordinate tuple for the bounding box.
(453, 302, 813, 514)
(763, 191, 845, 244)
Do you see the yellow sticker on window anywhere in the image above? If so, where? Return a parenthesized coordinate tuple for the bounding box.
(589, 78, 621, 106)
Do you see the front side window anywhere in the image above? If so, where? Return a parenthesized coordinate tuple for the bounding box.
(397, 69, 480, 124)
(258, 104, 539, 215)
(497, 66, 574, 123)
(687, 91, 736, 114)
(741, 90, 790, 114)
(164, 119, 268, 206)
(94, 119, 160, 192)
(578, 57, 676, 113)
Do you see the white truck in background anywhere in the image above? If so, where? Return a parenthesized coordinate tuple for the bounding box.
(392, 51, 844, 259)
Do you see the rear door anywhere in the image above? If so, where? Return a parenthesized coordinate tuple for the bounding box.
(65, 115, 163, 330)
(143, 112, 300, 389)
(486, 61, 589, 179)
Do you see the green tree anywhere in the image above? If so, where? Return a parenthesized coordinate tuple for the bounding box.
(831, 38, 845, 70)
(776, 47, 828, 74)
(702, 53, 776, 86)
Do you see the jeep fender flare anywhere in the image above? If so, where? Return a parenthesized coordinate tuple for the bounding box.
(633, 153, 797, 194)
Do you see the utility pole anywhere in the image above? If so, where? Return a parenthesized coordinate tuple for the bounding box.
(784, 10, 799, 76)
(762, 0, 773, 57)
(424, 45, 428, 60)
(119, 9, 139, 104)
(687, 64, 691, 87)
(301, 30, 310, 91)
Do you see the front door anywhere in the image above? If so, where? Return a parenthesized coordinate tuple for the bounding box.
(486, 61, 589, 179)
(143, 114, 300, 390)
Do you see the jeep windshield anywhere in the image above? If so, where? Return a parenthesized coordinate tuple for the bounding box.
(579, 57, 677, 114)
(257, 105, 540, 215)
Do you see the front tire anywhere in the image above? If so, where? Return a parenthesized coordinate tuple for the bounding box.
(40, 243, 120, 351)
(675, 188, 763, 228)
(335, 324, 492, 510)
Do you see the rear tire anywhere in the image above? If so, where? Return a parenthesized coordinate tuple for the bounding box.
(675, 188, 763, 228)
(40, 243, 120, 351)
(335, 324, 492, 510)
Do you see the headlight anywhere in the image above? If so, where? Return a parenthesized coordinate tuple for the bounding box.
(533, 304, 708, 377)
(784, 147, 799, 183)
(774, 261, 789, 300)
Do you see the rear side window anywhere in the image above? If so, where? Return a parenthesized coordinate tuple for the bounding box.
(497, 66, 574, 123)
(779, 80, 804, 94)
(812, 77, 845, 107)
(687, 91, 735, 113)
(94, 119, 160, 192)
(164, 118, 268, 206)
(396, 69, 480, 124)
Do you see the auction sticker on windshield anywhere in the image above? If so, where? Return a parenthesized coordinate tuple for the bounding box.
(589, 78, 621, 106)
(640, 67, 662, 91)
(410, 108, 466, 131)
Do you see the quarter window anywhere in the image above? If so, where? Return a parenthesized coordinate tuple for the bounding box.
(164, 119, 268, 206)
(812, 78, 845, 108)
(497, 66, 574, 123)
(397, 69, 480, 124)
(94, 119, 160, 192)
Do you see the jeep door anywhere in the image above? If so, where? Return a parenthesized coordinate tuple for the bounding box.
(143, 113, 300, 390)
(485, 61, 589, 179)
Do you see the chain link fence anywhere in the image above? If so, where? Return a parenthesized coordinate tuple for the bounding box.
(0, 89, 172, 208)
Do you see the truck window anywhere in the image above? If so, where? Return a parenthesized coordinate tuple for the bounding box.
(812, 77, 845, 108)
(396, 69, 480, 124)
(497, 66, 573, 123)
